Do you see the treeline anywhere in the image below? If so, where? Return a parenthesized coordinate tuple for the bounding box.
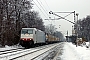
(0, 0, 45, 46)
(77, 15, 90, 41)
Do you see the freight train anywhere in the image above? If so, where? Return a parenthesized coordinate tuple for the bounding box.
(20, 28, 60, 47)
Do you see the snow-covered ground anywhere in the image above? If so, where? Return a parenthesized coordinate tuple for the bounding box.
(57, 42, 90, 60)
(0, 45, 23, 51)
(0, 42, 90, 60)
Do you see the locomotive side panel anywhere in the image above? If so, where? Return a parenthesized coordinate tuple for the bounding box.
(35, 30, 46, 43)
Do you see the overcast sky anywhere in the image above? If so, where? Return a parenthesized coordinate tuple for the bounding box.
(32, 0, 90, 36)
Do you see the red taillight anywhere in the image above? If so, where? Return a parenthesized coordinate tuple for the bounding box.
(21, 38, 33, 41)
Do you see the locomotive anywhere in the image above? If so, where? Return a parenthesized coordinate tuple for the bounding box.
(20, 28, 60, 47)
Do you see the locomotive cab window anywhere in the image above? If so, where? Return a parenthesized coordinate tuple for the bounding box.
(21, 29, 33, 34)
(28, 29, 33, 34)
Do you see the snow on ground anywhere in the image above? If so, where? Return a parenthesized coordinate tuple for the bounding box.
(58, 42, 90, 60)
(0, 42, 90, 60)
(0, 44, 23, 51)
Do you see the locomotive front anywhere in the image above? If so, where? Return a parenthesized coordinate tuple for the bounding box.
(20, 28, 34, 47)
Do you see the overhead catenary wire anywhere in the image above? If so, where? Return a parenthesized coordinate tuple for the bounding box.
(35, 0, 53, 24)
(49, 11, 75, 24)
(43, 0, 51, 11)
(36, 0, 49, 17)
(42, 0, 53, 23)
(32, 0, 51, 23)
(56, 12, 73, 20)
(36, 0, 54, 24)
(43, 0, 57, 26)
(32, 0, 47, 18)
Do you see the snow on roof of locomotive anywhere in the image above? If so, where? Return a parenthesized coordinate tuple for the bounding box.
(22, 28, 36, 29)
(21, 28, 42, 32)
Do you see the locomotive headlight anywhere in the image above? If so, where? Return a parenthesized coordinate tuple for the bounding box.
(30, 39, 31, 40)
(22, 39, 24, 40)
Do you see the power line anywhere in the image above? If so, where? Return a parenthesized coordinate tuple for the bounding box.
(39, 0, 48, 12)
(39, 0, 52, 23)
(56, 12, 73, 20)
(34, 0, 49, 18)
(32, 0, 47, 18)
(35, 0, 52, 23)
(43, 0, 51, 11)
(32, 0, 51, 23)
(37, 0, 52, 23)
(49, 11, 75, 24)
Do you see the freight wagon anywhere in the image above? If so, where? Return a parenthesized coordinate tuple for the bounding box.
(46, 34, 60, 43)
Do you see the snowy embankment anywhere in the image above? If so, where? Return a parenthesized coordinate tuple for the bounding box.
(59, 42, 90, 60)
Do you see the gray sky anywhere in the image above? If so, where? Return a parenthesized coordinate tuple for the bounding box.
(32, 0, 90, 36)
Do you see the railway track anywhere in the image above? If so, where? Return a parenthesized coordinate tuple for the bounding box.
(0, 43, 62, 60)
(12, 43, 62, 60)
(0, 48, 24, 55)
(34, 42, 63, 60)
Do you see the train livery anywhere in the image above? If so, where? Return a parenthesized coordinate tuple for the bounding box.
(20, 28, 60, 47)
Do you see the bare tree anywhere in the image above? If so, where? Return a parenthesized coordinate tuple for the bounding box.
(77, 15, 90, 41)
(0, 0, 33, 46)
(22, 11, 45, 31)
(45, 24, 56, 35)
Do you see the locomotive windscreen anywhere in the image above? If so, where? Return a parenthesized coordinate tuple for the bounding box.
(21, 29, 33, 34)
